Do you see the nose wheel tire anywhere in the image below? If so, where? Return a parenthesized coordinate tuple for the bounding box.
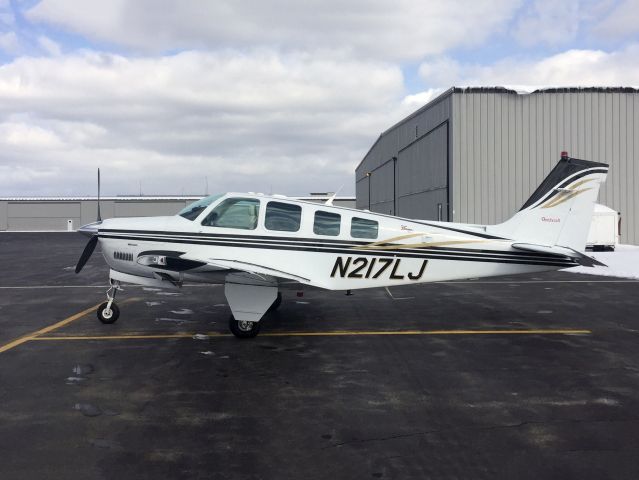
(229, 315, 261, 339)
(97, 302, 120, 324)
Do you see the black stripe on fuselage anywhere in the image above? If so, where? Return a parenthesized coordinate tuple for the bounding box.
(99, 232, 577, 268)
(100, 229, 559, 260)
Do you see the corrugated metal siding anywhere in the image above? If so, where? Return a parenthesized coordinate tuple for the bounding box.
(452, 90, 639, 243)
(396, 122, 448, 219)
(356, 94, 452, 218)
(0, 201, 7, 230)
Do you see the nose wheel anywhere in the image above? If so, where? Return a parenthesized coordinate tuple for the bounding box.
(98, 280, 122, 324)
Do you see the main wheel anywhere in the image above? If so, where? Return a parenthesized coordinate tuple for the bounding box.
(268, 292, 282, 312)
(97, 302, 120, 324)
(229, 315, 261, 339)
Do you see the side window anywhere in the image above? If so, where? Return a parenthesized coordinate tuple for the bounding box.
(351, 217, 378, 239)
(313, 210, 341, 236)
(265, 201, 302, 232)
(201, 198, 260, 230)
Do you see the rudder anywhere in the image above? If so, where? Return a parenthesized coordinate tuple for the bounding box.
(488, 153, 609, 251)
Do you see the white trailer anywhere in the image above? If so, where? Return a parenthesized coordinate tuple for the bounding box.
(587, 204, 620, 251)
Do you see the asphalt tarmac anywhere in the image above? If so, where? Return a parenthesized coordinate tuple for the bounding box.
(1, 232, 639, 479)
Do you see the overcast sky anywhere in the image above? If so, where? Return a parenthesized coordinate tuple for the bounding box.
(0, 0, 638, 196)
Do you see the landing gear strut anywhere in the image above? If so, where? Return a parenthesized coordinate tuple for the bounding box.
(97, 280, 121, 324)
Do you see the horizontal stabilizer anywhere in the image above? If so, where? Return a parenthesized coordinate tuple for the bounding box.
(512, 243, 606, 267)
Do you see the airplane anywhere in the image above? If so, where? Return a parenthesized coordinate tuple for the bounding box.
(75, 152, 608, 338)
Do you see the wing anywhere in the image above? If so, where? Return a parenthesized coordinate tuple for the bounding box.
(136, 250, 310, 283)
(204, 258, 311, 283)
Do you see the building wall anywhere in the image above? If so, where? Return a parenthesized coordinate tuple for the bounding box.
(356, 93, 452, 220)
(0, 197, 355, 231)
(451, 89, 639, 243)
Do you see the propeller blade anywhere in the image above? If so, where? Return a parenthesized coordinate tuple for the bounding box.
(75, 236, 98, 274)
(97, 168, 102, 222)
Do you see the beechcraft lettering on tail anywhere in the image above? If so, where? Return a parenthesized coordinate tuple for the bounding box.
(75, 153, 608, 338)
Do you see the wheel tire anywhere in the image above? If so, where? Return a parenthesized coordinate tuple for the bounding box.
(229, 315, 261, 339)
(268, 292, 282, 312)
(97, 301, 120, 324)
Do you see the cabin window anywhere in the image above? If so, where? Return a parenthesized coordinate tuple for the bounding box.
(313, 210, 340, 236)
(201, 197, 260, 230)
(179, 193, 224, 221)
(351, 217, 378, 239)
(265, 201, 302, 232)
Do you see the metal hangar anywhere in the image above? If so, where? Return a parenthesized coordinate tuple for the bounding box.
(356, 87, 639, 243)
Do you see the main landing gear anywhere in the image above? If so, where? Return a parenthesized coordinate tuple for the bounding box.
(97, 280, 122, 324)
(228, 292, 282, 339)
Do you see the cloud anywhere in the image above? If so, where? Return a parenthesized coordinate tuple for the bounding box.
(593, 0, 639, 39)
(26, 0, 520, 61)
(0, 31, 18, 54)
(513, 0, 580, 46)
(418, 44, 639, 91)
(37, 35, 61, 56)
(0, 49, 409, 196)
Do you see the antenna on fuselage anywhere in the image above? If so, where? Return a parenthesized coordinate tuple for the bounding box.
(324, 185, 344, 206)
(97, 168, 102, 222)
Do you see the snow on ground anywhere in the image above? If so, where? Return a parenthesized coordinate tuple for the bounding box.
(564, 245, 639, 280)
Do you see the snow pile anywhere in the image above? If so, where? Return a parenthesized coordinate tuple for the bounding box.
(565, 245, 639, 279)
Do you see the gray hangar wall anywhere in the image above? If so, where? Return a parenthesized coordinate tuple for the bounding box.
(357, 87, 639, 244)
(356, 94, 452, 221)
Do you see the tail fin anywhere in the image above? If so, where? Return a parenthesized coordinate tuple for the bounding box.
(488, 154, 609, 251)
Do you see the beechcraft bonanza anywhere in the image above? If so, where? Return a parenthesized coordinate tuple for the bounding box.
(75, 153, 608, 338)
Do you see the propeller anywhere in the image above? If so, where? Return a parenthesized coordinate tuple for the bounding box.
(75, 168, 103, 274)
(75, 236, 98, 273)
(97, 168, 102, 222)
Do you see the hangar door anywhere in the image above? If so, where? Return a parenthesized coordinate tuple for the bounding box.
(396, 122, 448, 221)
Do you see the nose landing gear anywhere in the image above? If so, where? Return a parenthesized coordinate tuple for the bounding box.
(97, 280, 122, 324)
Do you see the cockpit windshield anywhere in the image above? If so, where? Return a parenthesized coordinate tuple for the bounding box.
(178, 194, 224, 221)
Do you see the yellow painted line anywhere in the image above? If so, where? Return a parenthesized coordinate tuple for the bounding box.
(31, 328, 592, 342)
(0, 297, 142, 354)
(260, 329, 592, 337)
(0, 303, 102, 354)
(32, 333, 230, 341)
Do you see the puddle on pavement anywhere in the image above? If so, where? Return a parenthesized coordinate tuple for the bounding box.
(143, 287, 162, 292)
(74, 403, 102, 417)
(67, 364, 94, 385)
(145, 301, 164, 306)
(171, 308, 193, 315)
(193, 334, 209, 340)
(157, 292, 182, 296)
(156, 317, 194, 325)
(73, 364, 94, 375)
(89, 438, 122, 449)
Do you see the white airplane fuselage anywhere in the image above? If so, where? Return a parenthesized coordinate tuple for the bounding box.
(96, 194, 576, 291)
(76, 155, 608, 337)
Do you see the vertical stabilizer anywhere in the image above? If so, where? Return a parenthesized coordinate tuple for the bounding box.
(487, 154, 609, 251)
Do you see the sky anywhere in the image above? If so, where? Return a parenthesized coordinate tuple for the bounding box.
(0, 0, 638, 197)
